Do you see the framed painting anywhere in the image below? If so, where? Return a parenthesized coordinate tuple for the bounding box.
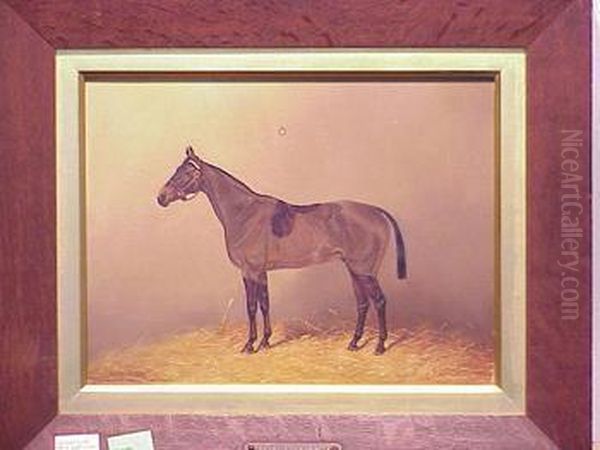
(55, 51, 523, 414)
(0, 1, 590, 450)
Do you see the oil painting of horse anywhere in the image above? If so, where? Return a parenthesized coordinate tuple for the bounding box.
(84, 80, 496, 385)
(157, 146, 407, 355)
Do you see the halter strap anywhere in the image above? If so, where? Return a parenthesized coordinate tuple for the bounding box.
(172, 160, 202, 201)
(187, 158, 202, 171)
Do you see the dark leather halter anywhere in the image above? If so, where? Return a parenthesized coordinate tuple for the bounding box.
(173, 159, 202, 201)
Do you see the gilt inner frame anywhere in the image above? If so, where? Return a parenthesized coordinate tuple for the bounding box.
(56, 50, 525, 414)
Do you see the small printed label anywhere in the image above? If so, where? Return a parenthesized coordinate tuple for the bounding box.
(245, 444, 341, 450)
(54, 434, 100, 450)
(107, 430, 154, 450)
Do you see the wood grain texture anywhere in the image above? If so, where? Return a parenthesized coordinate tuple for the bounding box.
(4, 0, 571, 49)
(0, 3, 56, 450)
(25, 415, 559, 450)
(527, 0, 591, 449)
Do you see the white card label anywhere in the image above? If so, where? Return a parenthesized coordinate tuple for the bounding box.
(107, 430, 155, 450)
(54, 434, 100, 450)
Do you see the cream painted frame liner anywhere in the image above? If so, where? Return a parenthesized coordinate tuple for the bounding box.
(57, 50, 525, 414)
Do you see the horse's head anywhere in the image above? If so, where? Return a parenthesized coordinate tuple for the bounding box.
(157, 146, 205, 207)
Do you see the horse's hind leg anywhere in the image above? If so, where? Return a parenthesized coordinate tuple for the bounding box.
(241, 276, 259, 353)
(256, 272, 272, 351)
(347, 272, 369, 351)
(361, 275, 388, 355)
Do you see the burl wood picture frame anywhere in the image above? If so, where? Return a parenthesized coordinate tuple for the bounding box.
(0, 1, 590, 449)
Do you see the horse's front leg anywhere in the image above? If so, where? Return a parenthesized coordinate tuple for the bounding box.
(256, 272, 272, 351)
(241, 276, 259, 354)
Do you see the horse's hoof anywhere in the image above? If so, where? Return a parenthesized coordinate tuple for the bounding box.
(257, 340, 271, 351)
(241, 343, 255, 354)
(374, 343, 386, 355)
(347, 341, 359, 351)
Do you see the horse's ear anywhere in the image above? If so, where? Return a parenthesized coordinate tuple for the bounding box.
(186, 146, 195, 158)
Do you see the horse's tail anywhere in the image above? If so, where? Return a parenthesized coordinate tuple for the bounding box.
(377, 207, 407, 279)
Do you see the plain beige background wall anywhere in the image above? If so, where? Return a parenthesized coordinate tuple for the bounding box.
(86, 81, 495, 360)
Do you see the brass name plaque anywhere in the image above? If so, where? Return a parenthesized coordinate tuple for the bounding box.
(245, 444, 341, 450)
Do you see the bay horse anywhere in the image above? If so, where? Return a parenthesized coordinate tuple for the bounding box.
(157, 146, 407, 354)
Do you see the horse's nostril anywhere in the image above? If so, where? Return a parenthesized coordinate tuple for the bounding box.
(157, 194, 167, 207)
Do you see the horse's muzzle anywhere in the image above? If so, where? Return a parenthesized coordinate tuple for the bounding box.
(157, 193, 169, 207)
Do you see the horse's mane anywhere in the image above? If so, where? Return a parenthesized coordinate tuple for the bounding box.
(203, 161, 276, 202)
